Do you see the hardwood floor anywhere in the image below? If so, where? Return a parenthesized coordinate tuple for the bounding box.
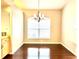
(3, 44, 76, 59)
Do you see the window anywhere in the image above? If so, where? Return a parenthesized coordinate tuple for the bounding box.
(28, 16, 50, 39)
(27, 48, 50, 59)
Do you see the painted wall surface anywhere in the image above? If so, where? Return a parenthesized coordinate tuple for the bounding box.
(1, 8, 10, 36)
(0, 0, 1, 58)
(1, 8, 10, 58)
(76, 0, 79, 57)
(11, 7, 23, 54)
(23, 9, 62, 44)
(0, 19, 1, 59)
(62, 0, 76, 55)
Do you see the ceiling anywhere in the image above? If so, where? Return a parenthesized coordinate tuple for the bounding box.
(2, 0, 71, 9)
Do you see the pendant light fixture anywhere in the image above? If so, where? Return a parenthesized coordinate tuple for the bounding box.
(33, 0, 47, 22)
(28, 0, 50, 40)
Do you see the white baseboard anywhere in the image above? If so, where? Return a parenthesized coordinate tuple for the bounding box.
(23, 42, 61, 44)
(61, 43, 76, 56)
(9, 43, 23, 54)
(9, 42, 76, 56)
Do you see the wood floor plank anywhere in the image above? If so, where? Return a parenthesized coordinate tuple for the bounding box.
(3, 44, 76, 59)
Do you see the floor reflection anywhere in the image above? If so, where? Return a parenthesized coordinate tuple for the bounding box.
(27, 48, 50, 59)
(3, 44, 76, 59)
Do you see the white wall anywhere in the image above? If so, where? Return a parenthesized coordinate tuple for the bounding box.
(76, 0, 79, 58)
(11, 7, 23, 54)
(0, 21, 1, 59)
(62, 0, 76, 55)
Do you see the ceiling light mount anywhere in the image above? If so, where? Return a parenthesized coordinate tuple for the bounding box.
(31, 0, 48, 22)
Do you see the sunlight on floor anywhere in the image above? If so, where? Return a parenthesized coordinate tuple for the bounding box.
(27, 48, 50, 59)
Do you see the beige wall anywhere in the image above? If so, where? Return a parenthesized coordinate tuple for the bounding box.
(0, 0, 1, 58)
(62, 0, 76, 55)
(1, 6, 24, 54)
(1, 8, 10, 36)
(1, 7, 10, 58)
(11, 7, 23, 54)
(23, 9, 62, 44)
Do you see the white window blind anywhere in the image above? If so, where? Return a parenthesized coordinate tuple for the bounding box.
(28, 17, 50, 39)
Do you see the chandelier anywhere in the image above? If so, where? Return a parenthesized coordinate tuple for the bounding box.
(32, 0, 47, 22)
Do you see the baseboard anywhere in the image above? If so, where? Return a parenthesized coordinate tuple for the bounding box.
(61, 43, 76, 56)
(8, 42, 76, 56)
(23, 42, 61, 44)
(9, 43, 23, 54)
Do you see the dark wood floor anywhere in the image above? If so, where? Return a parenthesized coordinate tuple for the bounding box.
(3, 44, 76, 59)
